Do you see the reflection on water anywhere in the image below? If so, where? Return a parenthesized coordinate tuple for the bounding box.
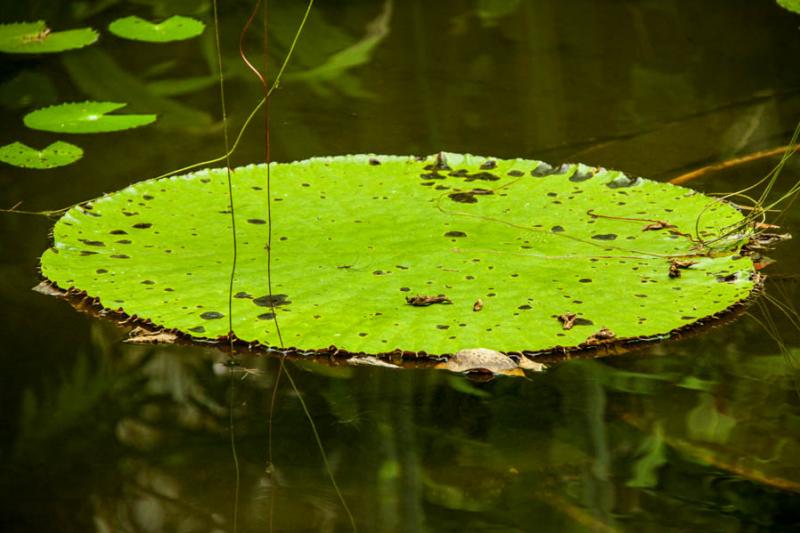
(1, 0, 800, 531)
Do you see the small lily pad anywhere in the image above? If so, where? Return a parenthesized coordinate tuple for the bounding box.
(0, 141, 83, 169)
(778, 0, 800, 15)
(23, 102, 156, 134)
(0, 21, 98, 54)
(108, 16, 205, 43)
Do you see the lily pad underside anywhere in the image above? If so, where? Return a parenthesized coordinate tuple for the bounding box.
(40, 153, 762, 359)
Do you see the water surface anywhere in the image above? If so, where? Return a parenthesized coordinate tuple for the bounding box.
(2, 1, 800, 531)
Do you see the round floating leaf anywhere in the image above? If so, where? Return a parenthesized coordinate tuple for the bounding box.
(108, 16, 205, 43)
(24, 102, 157, 134)
(40, 154, 758, 355)
(0, 21, 98, 54)
(778, 0, 800, 15)
(0, 141, 83, 169)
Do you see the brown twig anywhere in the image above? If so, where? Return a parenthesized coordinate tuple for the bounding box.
(670, 145, 799, 185)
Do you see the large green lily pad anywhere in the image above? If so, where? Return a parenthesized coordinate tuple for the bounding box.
(0, 21, 98, 54)
(39, 154, 758, 355)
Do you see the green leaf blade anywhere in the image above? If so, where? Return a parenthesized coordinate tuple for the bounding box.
(108, 16, 205, 43)
(39, 154, 759, 355)
(0, 141, 83, 169)
(0, 21, 98, 54)
(23, 102, 157, 134)
(778, 0, 800, 15)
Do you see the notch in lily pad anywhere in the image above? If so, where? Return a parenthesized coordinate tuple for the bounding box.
(0, 141, 82, 169)
(0, 21, 98, 54)
(24, 102, 157, 134)
(108, 16, 205, 43)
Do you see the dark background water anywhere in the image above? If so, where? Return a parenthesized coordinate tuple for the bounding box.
(2, 1, 800, 531)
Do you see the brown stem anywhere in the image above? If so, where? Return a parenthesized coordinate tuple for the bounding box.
(670, 145, 799, 185)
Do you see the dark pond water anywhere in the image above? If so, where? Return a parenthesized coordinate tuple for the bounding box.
(2, 1, 800, 531)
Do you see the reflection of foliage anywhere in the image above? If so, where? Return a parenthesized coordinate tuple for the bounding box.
(15, 350, 111, 456)
(4, 314, 800, 531)
(285, 1, 393, 98)
(475, 0, 521, 27)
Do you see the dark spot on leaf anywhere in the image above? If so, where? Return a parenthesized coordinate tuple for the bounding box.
(551, 225, 565, 233)
(80, 251, 97, 256)
(480, 160, 497, 170)
(143, 195, 154, 200)
(436, 324, 450, 330)
(200, 311, 224, 320)
(253, 294, 290, 307)
(420, 172, 444, 180)
(369, 158, 381, 165)
(110, 254, 129, 259)
(189, 326, 205, 333)
(234, 292, 252, 299)
(592, 234, 618, 241)
(465, 172, 500, 182)
(96, 268, 107, 274)
(132, 223, 152, 229)
(507, 170, 524, 177)
(79, 239, 105, 247)
(400, 287, 410, 292)
(448, 192, 478, 203)
(141, 280, 155, 285)
(109, 230, 127, 235)
(518, 305, 531, 310)
(579, 278, 592, 283)
(444, 231, 467, 237)
(247, 219, 266, 225)
(258, 312, 276, 320)
(116, 239, 132, 244)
